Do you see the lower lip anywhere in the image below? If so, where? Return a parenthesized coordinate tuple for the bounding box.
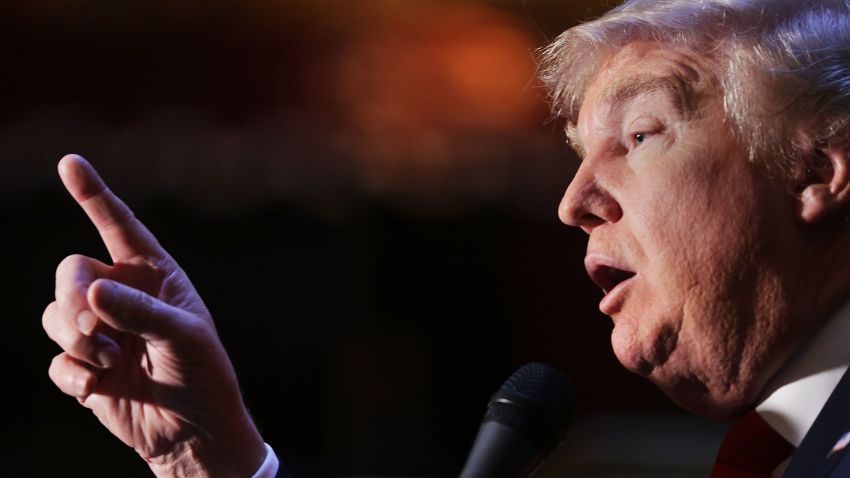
(599, 276, 636, 315)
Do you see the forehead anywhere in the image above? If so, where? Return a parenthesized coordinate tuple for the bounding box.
(567, 42, 718, 152)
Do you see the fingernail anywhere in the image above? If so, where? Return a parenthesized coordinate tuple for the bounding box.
(72, 374, 92, 397)
(97, 344, 120, 369)
(97, 280, 115, 309)
(76, 310, 98, 335)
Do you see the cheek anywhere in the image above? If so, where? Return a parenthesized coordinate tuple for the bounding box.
(633, 160, 754, 284)
(630, 188, 707, 290)
(616, 178, 753, 362)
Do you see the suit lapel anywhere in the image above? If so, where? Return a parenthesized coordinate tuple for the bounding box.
(824, 446, 850, 477)
(783, 367, 850, 477)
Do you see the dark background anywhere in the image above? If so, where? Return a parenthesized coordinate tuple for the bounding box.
(1, 1, 711, 476)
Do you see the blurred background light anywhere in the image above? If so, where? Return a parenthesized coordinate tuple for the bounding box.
(2, 1, 725, 477)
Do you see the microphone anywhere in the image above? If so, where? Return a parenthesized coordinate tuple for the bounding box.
(459, 363, 575, 478)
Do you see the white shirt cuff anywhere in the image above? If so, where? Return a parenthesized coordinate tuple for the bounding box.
(250, 443, 280, 478)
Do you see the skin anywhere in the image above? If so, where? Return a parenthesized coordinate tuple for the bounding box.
(43, 155, 267, 477)
(558, 41, 849, 420)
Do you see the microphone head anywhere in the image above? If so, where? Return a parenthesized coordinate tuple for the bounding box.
(484, 362, 575, 450)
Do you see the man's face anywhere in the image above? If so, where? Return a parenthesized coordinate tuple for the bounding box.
(560, 42, 809, 419)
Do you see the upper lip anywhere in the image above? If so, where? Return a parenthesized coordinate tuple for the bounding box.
(584, 253, 637, 294)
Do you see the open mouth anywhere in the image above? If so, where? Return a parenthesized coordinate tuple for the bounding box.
(586, 259, 637, 295)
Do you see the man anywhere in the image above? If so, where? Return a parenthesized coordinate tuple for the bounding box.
(42, 0, 850, 477)
(540, 0, 850, 475)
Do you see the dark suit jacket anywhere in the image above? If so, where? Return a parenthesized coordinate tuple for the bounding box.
(783, 367, 850, 477)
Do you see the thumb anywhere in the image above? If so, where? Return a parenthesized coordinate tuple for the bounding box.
(87, 279, 187, 342)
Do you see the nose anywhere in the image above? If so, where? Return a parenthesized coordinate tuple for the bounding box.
(558, 161, 622, 234)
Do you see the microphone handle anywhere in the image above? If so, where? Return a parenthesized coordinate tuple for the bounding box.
(459, 421, 548, 478)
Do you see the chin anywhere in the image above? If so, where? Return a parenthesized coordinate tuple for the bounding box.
(610, 322, 657, 376)
(612, 344, 655, 377)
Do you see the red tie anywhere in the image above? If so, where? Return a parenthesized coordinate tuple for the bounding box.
(710, 411, 795, 478)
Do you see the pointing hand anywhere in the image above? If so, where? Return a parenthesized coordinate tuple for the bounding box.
(43, 154, 267, 478)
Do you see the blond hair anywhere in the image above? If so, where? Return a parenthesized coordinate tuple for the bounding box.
(540, 0, 850, 181)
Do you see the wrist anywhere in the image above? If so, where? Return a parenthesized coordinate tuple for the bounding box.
(147, 418, 266, 478)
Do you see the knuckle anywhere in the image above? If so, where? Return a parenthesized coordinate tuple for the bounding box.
(54, 282, 81, 306)
(46, 316, 87, 356)
(55, 271, 90, 309)
(68, 332, 93, 358)
(43, 315, 68, 346)
(49, 354, 95, 397)
(41, 302, 57, 332)
(96, 196, 136, 235)
(49, 353, 63, 370)
(56, 254, 84, 276)
(47, 354, 65, 384)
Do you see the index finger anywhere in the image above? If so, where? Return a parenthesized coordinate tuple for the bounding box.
(58, 154, 168, 263)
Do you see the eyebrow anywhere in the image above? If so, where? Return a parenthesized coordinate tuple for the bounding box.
(603, 70, 704, 119)
(565, 69, 707, 159)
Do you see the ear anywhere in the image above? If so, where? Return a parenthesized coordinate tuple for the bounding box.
(795, 142, 850, 225)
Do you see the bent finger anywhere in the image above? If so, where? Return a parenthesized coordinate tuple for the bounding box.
(58, 154, 170, 264)
(55, 254, 111, 321)
(43, 301, 121, 369)
(48, 353, 100, 398)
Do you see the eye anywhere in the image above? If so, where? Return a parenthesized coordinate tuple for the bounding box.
(624, 116, 664, 151)
(626, 130, 656, 151)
